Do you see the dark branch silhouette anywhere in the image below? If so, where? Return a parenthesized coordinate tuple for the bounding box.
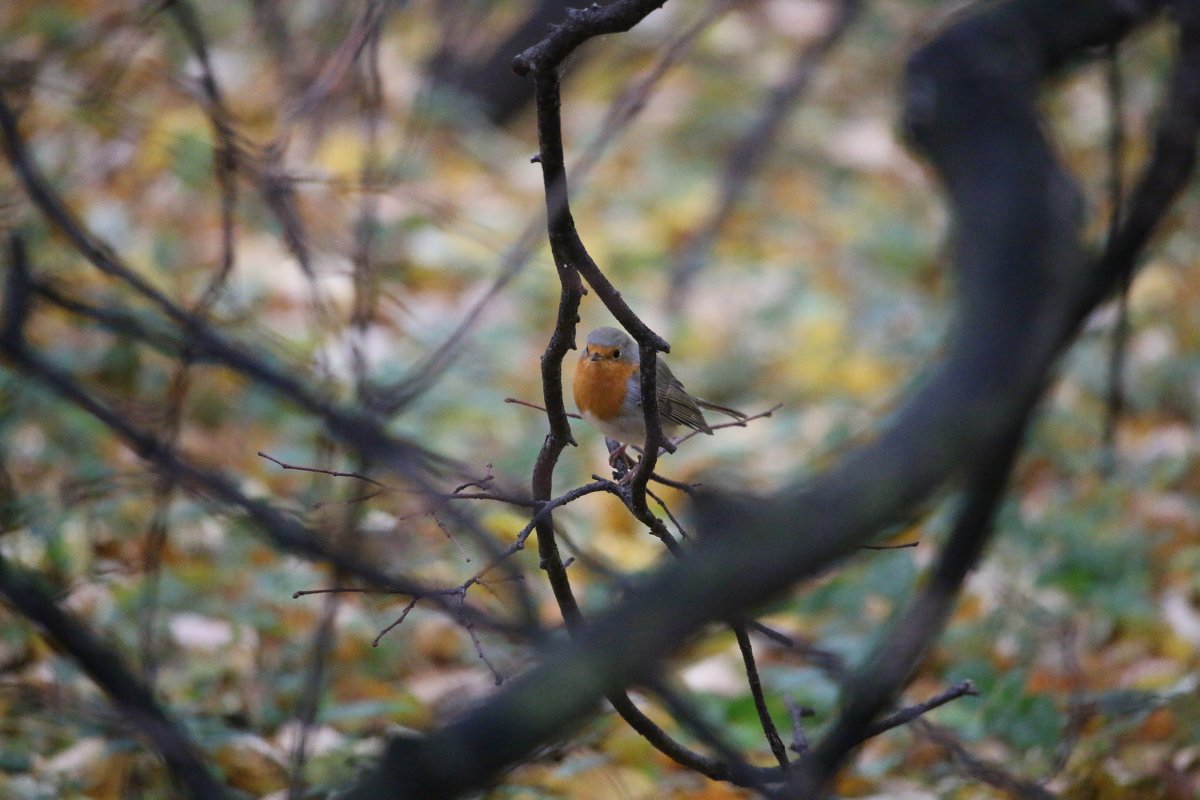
(337, 0, 1198, 796)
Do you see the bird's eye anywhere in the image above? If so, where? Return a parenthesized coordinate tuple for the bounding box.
(612, 348, 620, 359)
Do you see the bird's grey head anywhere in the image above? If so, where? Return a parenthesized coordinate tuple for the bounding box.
(583, 327, 636, 363)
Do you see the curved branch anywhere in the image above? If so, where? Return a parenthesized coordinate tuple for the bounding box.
(0, 559, 228, 799)
(512, 0, 670, 77)
(0, 250, 519, 634)
(791, 407, 1030, 794)
(526, 49, 782, 792)
(332, 0, 1195, 796)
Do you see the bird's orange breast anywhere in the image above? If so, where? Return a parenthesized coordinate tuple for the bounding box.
(573, 358, 634, 421)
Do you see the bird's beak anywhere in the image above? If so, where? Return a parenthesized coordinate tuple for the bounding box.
(589, 353, 602, 362)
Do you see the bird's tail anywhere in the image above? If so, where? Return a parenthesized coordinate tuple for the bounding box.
(696, 399, 749, 424)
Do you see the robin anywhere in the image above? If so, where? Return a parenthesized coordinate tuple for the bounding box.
(572, 326, 747, 465)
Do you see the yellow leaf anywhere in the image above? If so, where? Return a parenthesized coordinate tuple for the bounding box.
(136, 107, 211, 173)
(213, 735, 288, 796)
(312, 126, 367, 178)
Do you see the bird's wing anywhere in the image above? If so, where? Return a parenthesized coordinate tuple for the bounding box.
(656, 360, 712, 434)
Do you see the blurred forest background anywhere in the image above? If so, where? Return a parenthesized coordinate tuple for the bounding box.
(1, 0, 1199, 798)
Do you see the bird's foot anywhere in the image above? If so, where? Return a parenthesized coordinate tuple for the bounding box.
(605, 443, 639, 482)
(607, 443, 629, 468)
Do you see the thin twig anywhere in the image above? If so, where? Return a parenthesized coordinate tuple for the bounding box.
(373, 2, 735, 416)
(289, 566, 341, 799)
(294, 587, 398, 598)
(637, 488, 790, 767)
(747, 621, 847, 680)
(0, 245, 228, 797)
(915, 720, 1057, 800)
(0, 342, 516, 632)
(1101, 41, 1129, 476)
(259, 451, 389, 486)
(1044, 621, 1090, 782)
(649, 472, 700, 494)
(374, 598, 420, 646)
(734, 626, 790, 769)
(646, 680, 773, 792)
(284, 0, 393, 125)
(0, 552, 232, 800)
(459, 590, 504, 686)
(505, 396, 582, 419)
(0, 87, 448, 478)
(789, 412, 1032, 795)
(673, 403, 782, 446)
(861, 680, 979, 739)
(785, 698, 815, 755)
(163, 0, 241, 310)
(646, 487, 691, 540)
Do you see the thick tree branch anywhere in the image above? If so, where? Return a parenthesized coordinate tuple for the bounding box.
(333, 1, 1196, 796)
(0, 242, 227, 798)
(512, 0, 669, 77)
(789, 409, 1030, 795)
(0, 553, 230, 799)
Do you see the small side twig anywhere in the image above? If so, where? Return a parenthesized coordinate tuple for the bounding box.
(747, 622, 847, 681)
(785, 698, 815, 755)
(1101, 41, 1129, 476)
(646, 487, 691, 540)
(258, 451, 388, 486)
(915, 720, 1057, 800)
(861, 680, 979, 740)
(634, 483, 789, 767)
(645, 679, 770, 792)
(459, 590, 504, 685)
(859, 540, 919, 551)
(373, 598, 420, 647)
(733, 626, 789, 769)
(505, 396, 582, 419)
(668, 0, 862, 306)
(673, 403, 782, 446)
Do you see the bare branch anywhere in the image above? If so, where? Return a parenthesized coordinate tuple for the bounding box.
(786, 409, 1030, 795)
(1100, 42, 1129, 474)
(0, 551, 229, 799)
(258, 451, 389, 487)
(0, 337, 518, 634)
(734, 626, 790, 769)
(506, 396, 582, 419)
(512, 0, 672, 77)
(862, 680, 979, 739)
(334, 2, 1191, 796)
(785, 699, 815, 756)
(915, 720, 1057, 800)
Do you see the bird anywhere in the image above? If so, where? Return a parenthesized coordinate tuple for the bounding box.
(572, 326, 747, 465)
